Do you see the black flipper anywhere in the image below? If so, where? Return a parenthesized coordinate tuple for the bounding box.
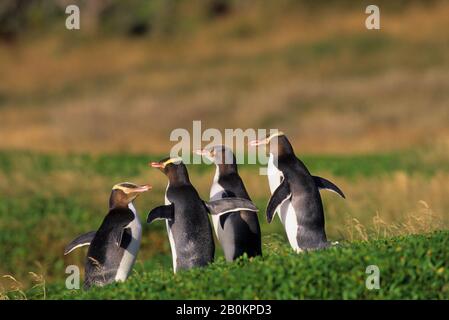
(313, 176, 346, 199)
(219, 213, 231, 229)
(64, 231, 96, 255)
(266, 179, 291, 223)
(118, 227, 132, 249)
(205, 198, 258, 215)
(147, 204, 174, 224)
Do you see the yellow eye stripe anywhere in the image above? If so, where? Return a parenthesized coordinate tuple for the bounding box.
(268, 131, 284, 141)
(112, 183, 135, 194)
(162, 157, 183, 167)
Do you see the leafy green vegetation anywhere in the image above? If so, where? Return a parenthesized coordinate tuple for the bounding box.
(23, 231, 449, 300)
(1, 149, 448, 298)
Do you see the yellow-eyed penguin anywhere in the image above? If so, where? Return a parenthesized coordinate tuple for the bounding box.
(146, 157, 258, 272)
(250, 132, 345, 251)
(196, 145, 262, 261)
(64, 182, 151, 289)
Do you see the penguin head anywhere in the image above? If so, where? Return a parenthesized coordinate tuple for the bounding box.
(109, 182, 152, 208)
(150, 157, 190, 184)
(196, 145, 237, 175)
(249, 131, 294, 157)
(196, 145, 236, 165)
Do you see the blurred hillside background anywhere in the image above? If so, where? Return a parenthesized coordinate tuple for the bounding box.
(1, 0, 448, 153)
(1, 0, 449, 294)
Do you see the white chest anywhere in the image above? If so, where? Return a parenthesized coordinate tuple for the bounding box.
(210, 166, 225, 200)
(115, 202, 142, 281)
(164, 183, 178, 273)
(267, 154, 282, 193)
(267, 154, 300, 251)
(209, 166, 225, 239)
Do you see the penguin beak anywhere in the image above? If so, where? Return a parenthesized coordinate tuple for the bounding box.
(195, 149, 212, 157)
(249, 138, 269, 146)
(150, 157, 183, 169)
(150, 162, 164, 169)
(196, 149, 216, 162)
(134, 184, 152, 193)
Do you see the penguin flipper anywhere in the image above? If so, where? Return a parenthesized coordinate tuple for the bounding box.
(267, 179, 291, 223)
(205, 198, 258, 215)
(147, 204, 174, 224)
(64, 231, 96, 255)
(313, 176, 346, 199)
(116, 227, 133, 248)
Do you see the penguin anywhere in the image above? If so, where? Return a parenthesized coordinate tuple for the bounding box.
(196, 145, 262, 261)
(64, 182, 151, 289)
(146, 157, 258, 273)
(250, 132, 345, 252)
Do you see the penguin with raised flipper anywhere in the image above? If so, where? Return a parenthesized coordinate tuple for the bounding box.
(147, 157, 258, 273)
(196, 145, 262, 261)
(64, 182, 151, 289)
(250, 132, 345, 252)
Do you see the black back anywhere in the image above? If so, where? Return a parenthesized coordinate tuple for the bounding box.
(84, 208, 134, 288)
(210, 145, 262, 260)
(273, 135, 328, 249)
(165, 162, 215, 271)
(215, 172, 262, 261)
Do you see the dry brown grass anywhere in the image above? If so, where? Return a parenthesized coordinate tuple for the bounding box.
(322, 172, 449, 241)
(0, 275, 27, 300)
(0, 271, 47, 300)
(0, 3, 449, 154)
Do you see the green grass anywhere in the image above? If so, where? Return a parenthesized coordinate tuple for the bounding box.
(0, 149, 443, 178)
(17, 231, 449, 300)
(1, 149, 448, 298)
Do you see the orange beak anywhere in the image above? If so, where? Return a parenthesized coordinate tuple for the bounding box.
(150, 162, 164, 169)
(195, 149, 212, 157)
(249, 138, 269, 146)
(134, 184, 152, 192)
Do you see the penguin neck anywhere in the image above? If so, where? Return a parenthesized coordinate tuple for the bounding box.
(127, 202, 138, 217)
(270, 135, 295, 159)
(216, 163, 238, 177)
(167, 171, 191, 186)
(109, 200, 132, 210)
(109, 190, 132, 210)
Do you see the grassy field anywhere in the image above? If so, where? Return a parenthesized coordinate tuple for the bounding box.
(5, 231, 449, 299)
(1, 1, 449, 299)
(52, 231, 449, 299)
(1, 149, 449, 298)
